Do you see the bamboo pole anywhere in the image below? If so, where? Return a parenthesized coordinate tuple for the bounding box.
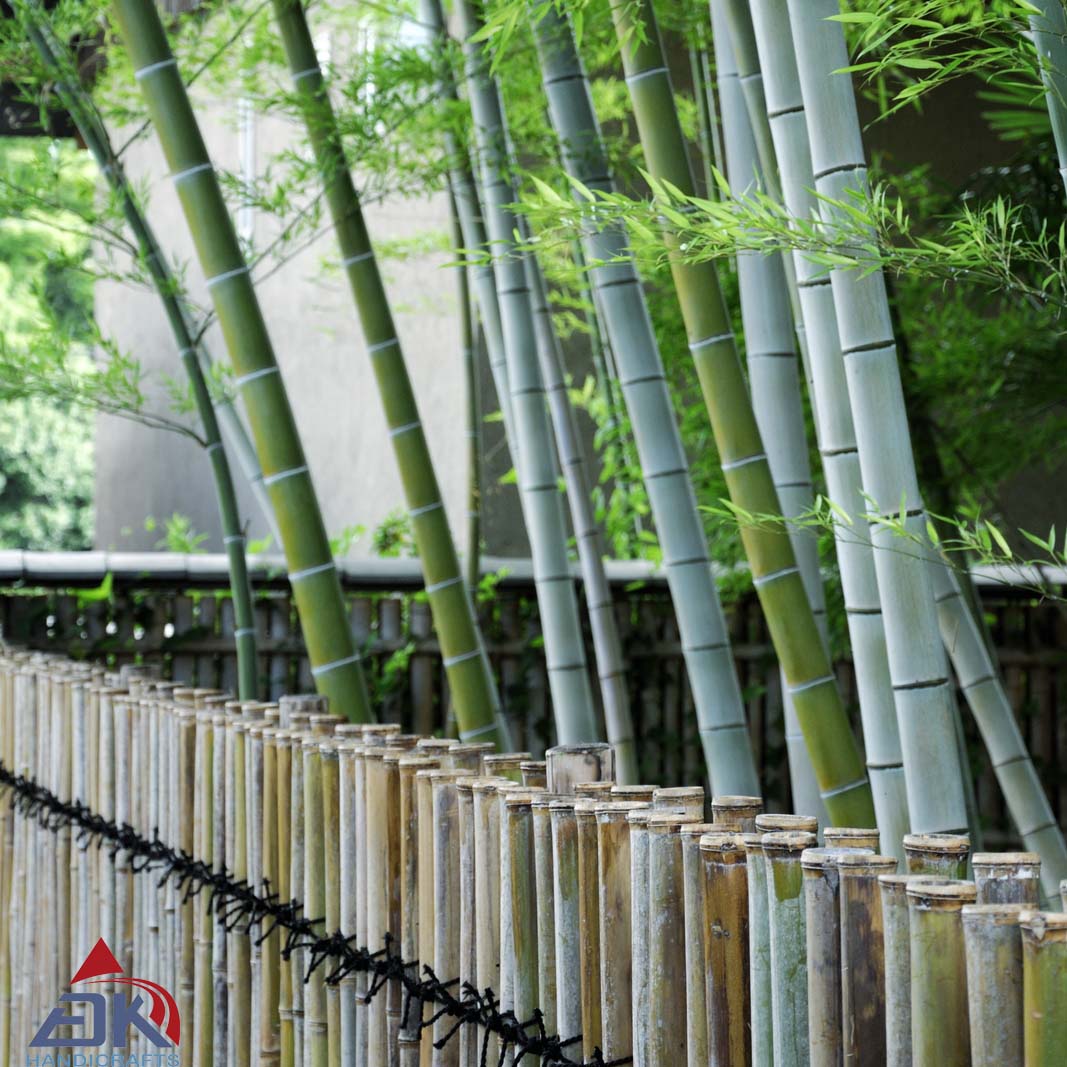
(110, 0, 371, 720)
(414, 763, 442, 1066)
(653, 787, 705, 820)
(1028, 0, 1067, 189)
(504, 792, 539, 1054)
(756, 813, 818, 835)
(646, 813, 693, 1066)
(454, 0, 601, 746)
(194, 709, 216, 1067)
(248, 718, 268, 1067)
(383, 749, 410, 1058)
(519, 761, 547, 788)
(531, 794, 563, 1041)
(802, 847, 872, 1067)
(680, 821, 718, 1067)
(575, 798, 603, 1058)
(701, 830, 751, 1067)
(742, 832, 773, 1067)
(276, 728, 295, 1067)
(473, 778, 507, 1063)
(456, 774, 480, 1067)
(972, 852, 1041, 905)
(711, 795, 762, 831)
(546, 744, 615, 795)
(596, 801, 647, 1062)
(612, 785, 659, 803)
(904, 833, 970, 878)
(320, 741, 341, 1067)
(446, 743, 495, 774)
(712, 0, 828, 824)
(550, 797, 582, 1046)
(289, 727, 307, 1067)
(763, 830, 817, 1066)
(824, 827, 881, 851)
(609, 0, 873, 826)
(482, 754, 531, 784)
(962, 903, 1026, 1067)
(303, 737, 328, 1067)
(529, 2, 760, 796)
(1021, 910, 1067, 1065)
(838, 853, 898, 1065)
(907, 880, 977, 1065)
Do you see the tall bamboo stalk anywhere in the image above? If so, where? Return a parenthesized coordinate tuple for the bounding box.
(110, 0, 370, 720)
(530, 2, 758, 795)
(746, 0, 909, 857)
(785, 0, 978, 834)
(1029, 0, 1067, 188)
(453, 0, 599, 745)
(270, 0, 506, 747)
(609, 0, 873, 825)
(523, 233, 637, 781)
(711, 1, 827, 823)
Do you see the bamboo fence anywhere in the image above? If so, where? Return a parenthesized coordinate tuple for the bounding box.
(1, 648, 1065, 1066)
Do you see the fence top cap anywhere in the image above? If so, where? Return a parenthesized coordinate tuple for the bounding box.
(837, 853, 898, 873)
(610, 784, 659, 798)
(906, 880, 978, 907)
(823, 826, 880, 841)
(318, 741, 340, 758)
(962, 903, 1029, 925)
(653, 786, 704, 800)
(399, 754, 441, 769)
(879, 873, 954, 893)
(482, 752, 532, 767)
(548, 797, 579, 811)
(679, 821, 718, 836)
(593, 800, 650, 817)
(530, 792, 571, 808)
(903, 832, 971, 855)
(647, 811, 702, 831)
(755, 813, 819, 833)
(504, 791, 537, 807)
(628, 806, 685, 825)
(450, 742, 496, 754)
(360, 723, 402, 734)
(334, 724, 364, 736)
(546, 742, 613, 756)
(801, 846, 874, 870)
(699, 830, 746, 852)
(1019, 910, 1067, 941)
(574, 782, 617, 798)
(335, 739, 366, 753)
(761, 830, 818, 852)
(971, 851, 1041, 868)
(428, 769, 477, 784)
(415, 738, 460, 751)
(469, 776, 514, 793)
(518, 757, 546, 767)
(712, 794, 763, 809)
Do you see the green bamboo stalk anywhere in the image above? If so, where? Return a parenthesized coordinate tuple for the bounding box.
(521, 229, 637, 782)
(1029, 0, 1067, 188)
(452, 195, 482, 595)
(530, 3, 759, 795)
(788, 0, 1065, 852)
(110, 0, 371, 720)
(269, 0, 507, 747)
(711, 0, 827, 825)
(609, 0, 873, 825)
(24, 9, 259, 701)
(746, 0, 909, 858)
(453, 0, 599, 745)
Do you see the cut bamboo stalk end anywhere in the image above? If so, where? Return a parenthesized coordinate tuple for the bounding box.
(610, 784, 659, 802)
(904, 833, 971, 878)
(823, 826, 880, 850)
(711, 794, 763, 831)
(1020, 910, 1067, 1065)
(741, 831, 774, 1067)
(482, 752, 531, 783)
(972, 851, 1041, 905)
(519, 759, 547, 787)
(546, 743, 615, 793)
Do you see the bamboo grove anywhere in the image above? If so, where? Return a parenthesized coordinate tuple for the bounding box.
(7, 0, 1067, 913)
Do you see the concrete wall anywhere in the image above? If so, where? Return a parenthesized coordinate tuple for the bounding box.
(93, 79, 527, 557)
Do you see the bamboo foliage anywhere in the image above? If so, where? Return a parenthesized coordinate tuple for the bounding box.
(453, 0, 599, 744)
(710, 0, 826, 825)
(608, 0, 873, 825)
(530, 3, 759, 795)
(110, 0, 371, 721)
(22, 10, 260, 701)
(269, 0, 507, 748)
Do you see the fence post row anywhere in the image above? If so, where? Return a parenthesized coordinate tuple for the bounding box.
(0, 649, 1064, 1066)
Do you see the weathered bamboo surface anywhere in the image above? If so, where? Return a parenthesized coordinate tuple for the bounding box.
(1, 648, 1064, 1066)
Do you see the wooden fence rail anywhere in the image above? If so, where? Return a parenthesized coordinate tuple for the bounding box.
(0, 552, 1066, 840)
(0, 652, 1064, 1067)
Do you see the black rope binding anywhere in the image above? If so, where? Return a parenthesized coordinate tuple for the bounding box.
(0, 763, 630, 1067)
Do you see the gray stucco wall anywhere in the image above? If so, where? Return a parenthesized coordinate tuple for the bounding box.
(93, 85, 528, 557)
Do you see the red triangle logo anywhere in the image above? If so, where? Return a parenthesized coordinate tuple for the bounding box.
(70, 938, 124, 984)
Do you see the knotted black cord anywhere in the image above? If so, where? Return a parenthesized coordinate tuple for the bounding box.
(0, 763, 629, 1066)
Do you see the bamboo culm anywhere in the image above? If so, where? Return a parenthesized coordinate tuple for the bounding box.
(711, 0, 827, 825)
(453, 0, 599, 744)
(521, 229, 637, 782)
(269, 0, 507, 747)
(530, 2, 759, 795)
(110, 0, 372, 721)
(1029, 0, 1067, 190)
(746, 0, 910, 854)
(610, 0, 873, 824)
(788, 0, 1065, 865)
(24, 10, 259, 701)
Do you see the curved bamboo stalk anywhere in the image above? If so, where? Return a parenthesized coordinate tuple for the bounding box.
(1029, 0, 1067, 188)
(784, 0, 975, 833)
(109, 0, 371, 721)
(529, 3, 759, 795)
(523, 235, 637, 782)
(609, 0, 873, 825)
(268, 0, 506, 748)
(746, 0, 909, 855)
(23, 11, 259, 700)
(711, 1, 826, 824)
(453, 0, 599, 745)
